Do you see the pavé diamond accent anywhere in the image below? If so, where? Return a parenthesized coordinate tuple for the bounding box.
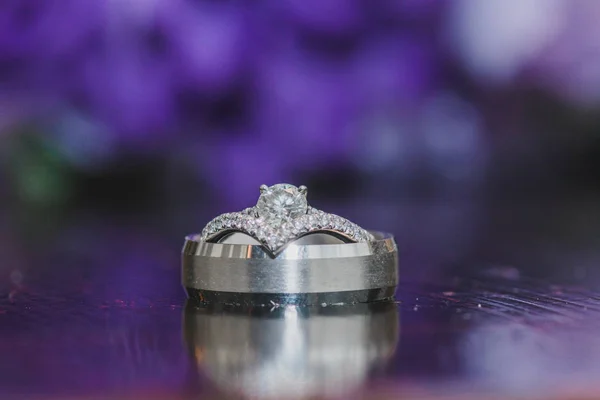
(201, 184, 374, 253)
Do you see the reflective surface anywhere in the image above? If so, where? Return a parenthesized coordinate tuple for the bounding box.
(3, 196, 600, 399)
(184, 302, 398, 399)
(5, 274, 600, 399)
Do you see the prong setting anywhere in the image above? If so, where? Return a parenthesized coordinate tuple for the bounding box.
(201, 183, 374, 254)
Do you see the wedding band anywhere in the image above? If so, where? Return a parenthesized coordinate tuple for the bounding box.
(182, 183, 399, 306)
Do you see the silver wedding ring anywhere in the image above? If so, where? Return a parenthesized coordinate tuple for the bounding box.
(182, 183, 399, 306)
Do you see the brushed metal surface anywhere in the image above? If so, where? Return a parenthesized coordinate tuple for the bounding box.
(182, 231, 398, 301)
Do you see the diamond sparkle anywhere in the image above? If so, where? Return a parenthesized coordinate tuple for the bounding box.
(201, 184, 373, 252)
(256, 184, 308, 224)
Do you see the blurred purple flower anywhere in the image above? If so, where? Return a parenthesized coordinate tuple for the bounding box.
(531, 0, 600, 105)
(281, 0, 364, 34)
(447, 0, 563, 84)
(448, 0, 600, 106)
(352, 37, 437, 108)
(0, 1, 102, 92)
(0, 0, 449, 182)
(166, 1, 248, 94)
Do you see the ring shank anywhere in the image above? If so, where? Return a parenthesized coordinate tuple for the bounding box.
(182, 231, 398, 306)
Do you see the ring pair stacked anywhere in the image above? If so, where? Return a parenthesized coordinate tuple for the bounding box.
(182, 184, 398, 306)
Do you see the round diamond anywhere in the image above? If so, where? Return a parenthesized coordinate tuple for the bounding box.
(243, 218, 256, 233)
(332, 216, 344, 231)
(256, 184, 308, 224)
(294, 218, 306, 231)
(257, 225, 273, 240)
(353, 227, 364, 240)
(342, 221, 353, 234)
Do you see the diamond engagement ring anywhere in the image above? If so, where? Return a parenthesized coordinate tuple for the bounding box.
(182, 183, 398, 306)
(202, 183, 374, 254)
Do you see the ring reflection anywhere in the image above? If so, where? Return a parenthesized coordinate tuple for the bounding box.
(183, 301, 399, 399)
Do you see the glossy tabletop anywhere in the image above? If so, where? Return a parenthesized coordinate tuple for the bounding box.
(1, 196, 600, 400)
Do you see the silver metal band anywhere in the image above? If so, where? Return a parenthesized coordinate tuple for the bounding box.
(182, 231, 399, 306)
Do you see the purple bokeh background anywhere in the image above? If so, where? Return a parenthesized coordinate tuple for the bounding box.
(0, 0, 599, 303)
(2, 2, 600, 398)
(1, 0, 599, 207)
